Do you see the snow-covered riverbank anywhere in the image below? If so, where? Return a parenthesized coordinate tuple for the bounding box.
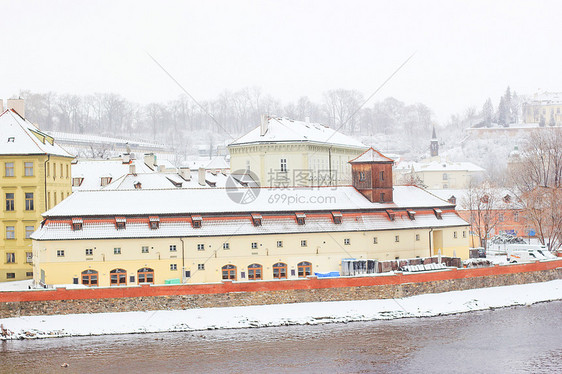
(1, 280, 561, 340)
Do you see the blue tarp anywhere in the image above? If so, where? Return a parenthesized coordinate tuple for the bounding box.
(315, 272, 340, 278)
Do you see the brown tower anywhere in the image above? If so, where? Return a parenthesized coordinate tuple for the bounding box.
(350, 148, 394, 203)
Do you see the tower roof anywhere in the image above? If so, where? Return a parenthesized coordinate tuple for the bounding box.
(431, 126, 437, 140)
(349, 147, 394, 163)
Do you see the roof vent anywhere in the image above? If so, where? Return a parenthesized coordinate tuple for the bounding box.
(191, 215, 202, 228)
(296, 212, 306, 225)
(433, 208, 443, 219)
(331, 211, 342, 224)
(386, 209, 396, 221)
(260, 114, 268, 136)
(251, 213, 262, 227)
(407, 210, 416, 220)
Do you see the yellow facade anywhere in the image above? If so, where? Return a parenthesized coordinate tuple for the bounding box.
(33, 227, 469, 287)
(522, 102, 562, 125)
(1, 155, 72, 281)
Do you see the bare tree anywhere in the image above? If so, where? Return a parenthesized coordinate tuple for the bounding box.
(509, 128, 562, 250)
(461, 182, 502, 250)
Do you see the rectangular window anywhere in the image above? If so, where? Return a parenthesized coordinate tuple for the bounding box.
(198, 264, 205, 270)
(463, 231, 467, 238)
(454, 231, 458, 239)
(85, 248, 93, 256)
(395, 235, 399, 243)
(416, 234, 420, 241)
(53, 163, 56, 178)
(344, 238, 350, 245)
(359, 171, 366, 181)
(114, 247, 121, 255)
(301, 240, 307, 247)
(25, 192, 34, 210)
(498, 214, 504, 222)
(380, 170, 384, 181)
(223, 242, 230, 250)
(7, 273, 15, 279)
(25, 225, 34, 239)
(277, 240, 283, 248)
(169, 245, 177, 252)
(170, 264, 177, 271)
(197, 244, 205, 251)
(280, 158, 287, 172)
(373, 237, 378, 244)
(141, 246, 149, 253)
(251, 242, 257, 249)
(6, 253, 15, 263)
(6, 226, 15, 239)
(5, 193, 14, 211)
(26, 271, 33, 277)
(24, 162, 34, 176)
(57, 250, 65, 257)
(514, 212, 519, 222)
(26, 252, 32, 263)
(5, 162, 14, 177)
(380, 193, 385, 202)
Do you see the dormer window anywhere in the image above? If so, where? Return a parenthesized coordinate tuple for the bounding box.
(72, 177, 84, 187)
(407, 210, 416, 220)
(134, 182, 142, 190)
(386, 209, 395, 221)
(331, 211, 342, 224)
(115, 217, 126, 230)
(7, 137, 14, 142)
(296, 212, 306, 225)
(359, 172, 366, 181)
(101, 177, 112, 186)
(434, 208, 443, 219)
(149, 216, 160, 230)
(72, 218, 83, 231)
(503, 194, 511, 203)
(448, 195, 457, 204)
(192, 215, 202, 228)
(251, 213, 262, 227)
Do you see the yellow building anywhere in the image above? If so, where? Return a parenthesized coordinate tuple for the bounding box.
(522, 92, 562, 125)
(32, 149, 469, 287)
(229, 115, 367, 187)
(0, 109, 73, 281)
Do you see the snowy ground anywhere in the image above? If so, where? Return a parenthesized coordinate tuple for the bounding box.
(1, 280, 561, 340)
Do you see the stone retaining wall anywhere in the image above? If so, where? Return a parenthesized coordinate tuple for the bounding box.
(1, 267, 560, 318)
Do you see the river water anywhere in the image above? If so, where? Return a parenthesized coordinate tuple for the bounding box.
(2, 301, 561, 373)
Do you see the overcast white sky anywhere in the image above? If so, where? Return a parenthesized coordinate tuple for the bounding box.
(0, 0, 560, 123)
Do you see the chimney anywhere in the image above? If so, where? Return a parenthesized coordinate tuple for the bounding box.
(0, 99, 3, 112)
(157, 165, 165, 172)
(144, 153, 156, 169)
(179, 167, 191, 181)
(129, 163, 136, 175)
(198, 167, 206, 186)
(260, 114, 268, 136)
(7, 99, 25, 117)
(122, 154, 130, 164)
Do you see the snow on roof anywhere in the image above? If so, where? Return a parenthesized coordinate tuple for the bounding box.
(395, 159, 484, 173)
(33, 211, 466, 241)
(428, 188, 522, 210)
(102, 170, 240, 190)
(349, 148, 394, 163)
(229, 116, 366, 149)
(525, 91, 562, 106)
(45, 130, 167, 150)
(205, 156, 230, 169)
(72, 158, 155, 190)
(43, 185, 455, 218)
(0, 110, 73, 157)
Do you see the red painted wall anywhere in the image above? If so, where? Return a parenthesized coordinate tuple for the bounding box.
(1, 260, 560, 303)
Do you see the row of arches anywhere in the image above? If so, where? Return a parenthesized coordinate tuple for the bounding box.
(81, 268, 153, 286)
(222, 262, 312, 281)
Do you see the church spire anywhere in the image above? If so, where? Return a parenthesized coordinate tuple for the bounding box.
(430, 126, 438, 157)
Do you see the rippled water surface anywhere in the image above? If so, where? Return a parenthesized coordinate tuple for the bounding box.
(2, 301, 561, 373)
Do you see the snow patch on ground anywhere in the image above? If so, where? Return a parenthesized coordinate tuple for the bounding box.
(1, 280, 561, 340)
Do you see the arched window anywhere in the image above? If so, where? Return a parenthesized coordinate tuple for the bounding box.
(222, 265, 237, 280)
(247, 264, 262, 280)
(272, 262, 287, 279)
(297, 262, 312, 278)
(137, 267, 154, 284)
(81, 269, 98, 286)
(110, 268, 127, 286)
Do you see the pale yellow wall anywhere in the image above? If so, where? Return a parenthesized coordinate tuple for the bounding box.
(1, 155, 72, 281)
(523, 103, 562, 124)
(33, 226, 469, 287)
(229, 143, 364, 187)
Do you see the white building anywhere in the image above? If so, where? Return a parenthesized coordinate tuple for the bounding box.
(229, 115, 367, 187)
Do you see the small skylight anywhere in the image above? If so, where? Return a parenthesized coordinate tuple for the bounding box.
(7, 137, 14, 142)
